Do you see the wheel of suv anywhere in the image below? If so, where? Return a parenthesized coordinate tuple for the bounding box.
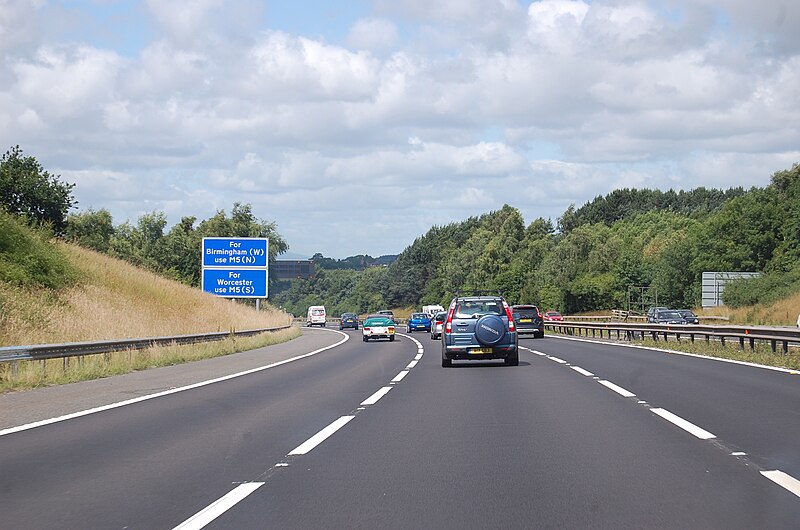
(505, 348, 519, 366)
(474, 315, 506, 346)
(390, 335, 395, 342)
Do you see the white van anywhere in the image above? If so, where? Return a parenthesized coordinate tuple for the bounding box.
(422, 304, 445, 317)
(306, 306, 327, 327)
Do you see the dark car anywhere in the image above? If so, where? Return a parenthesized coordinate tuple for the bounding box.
(646, 306, 670, 323)
(441, 294, 518, 367)
(430, 311, 447, 340)
(406, 312, 431, 333)
(339, 312, 359, 330)
(512, 304, 545, 338)
(676, 309, 699, 324)
(654, 310, 688, 324)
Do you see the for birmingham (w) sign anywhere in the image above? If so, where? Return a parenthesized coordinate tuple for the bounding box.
(202, 237, 268, 298)
(203, 237, 268, 267)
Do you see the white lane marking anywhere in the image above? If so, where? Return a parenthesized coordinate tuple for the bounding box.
(391, 370, 409, 383)
(361, 386, 392, 406)
(531, 350, 547, 356)
(650, 408, 716, 440)
(173, 482, 264, 530)
(549, 334, 800, 375)
(1, 329, 350, 437)
(548, 356, 568, 364)
(288, 415, 355, 455)
(570, 366, 594, 376)
(598, 380, 636, 398)
(761, 470, 800, 498)
(731, 452, 747, 456)
(406, 360, 419, 369)
(414, 353, 423, 360)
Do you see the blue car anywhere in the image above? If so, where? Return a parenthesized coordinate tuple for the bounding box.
(406, 312, 431, 333)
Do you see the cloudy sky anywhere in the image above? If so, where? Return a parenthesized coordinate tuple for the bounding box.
(2, 1, 798, 258)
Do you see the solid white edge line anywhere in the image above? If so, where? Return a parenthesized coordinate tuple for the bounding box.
(548, 356, 568, 364)
(288, 415, 355, 455)
(548, 334, 800, 375)
(391, 370, 409, 383)
(406, 360, 418, 369)
(570, 366, 595, 377)
(361, 386, 392, 406)
(173, 482, 264, 530)
(598, 380, 636, 398)
(1, 329, 350, 437)
(761, 470, 800, 498)
(650, 408, 716, 440)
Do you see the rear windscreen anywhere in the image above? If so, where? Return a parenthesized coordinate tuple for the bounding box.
(513, 309, 537, 318)
(455, 301, 502, 318)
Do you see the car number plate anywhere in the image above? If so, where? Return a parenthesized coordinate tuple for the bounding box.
(520, 318, 532, 323)
(470, 348, 492, 354)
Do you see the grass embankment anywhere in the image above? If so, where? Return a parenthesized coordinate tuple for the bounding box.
(0, 216, 299, 391)
(696, 295, 800, 327)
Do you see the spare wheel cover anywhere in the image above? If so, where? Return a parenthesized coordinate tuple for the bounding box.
(475, 315, 505, 346)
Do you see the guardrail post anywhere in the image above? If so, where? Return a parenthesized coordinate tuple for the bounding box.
(771, 340, 777, 353)
(749, 338, 755, 350)
(738, 337, 745, 350)
(63, 356, 69, 372)
(782, 341, 789, 354)
(720, 336, 726, 347)
(11, 361, 18, 378)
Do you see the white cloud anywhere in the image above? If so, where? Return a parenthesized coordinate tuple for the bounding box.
(0, 0, 797, 257)
(347, 18, 399, 52)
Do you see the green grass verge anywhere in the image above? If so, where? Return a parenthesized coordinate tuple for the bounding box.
(0, 326, 301, 392)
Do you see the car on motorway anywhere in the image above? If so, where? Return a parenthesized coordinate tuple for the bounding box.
(406, 312, 431, 333)
(362, 316, 396, 342)
(430, 311, 446, 340)
(676, 309, 699, 324)
(441, 294, 518, 367)
(544, 310, 563, 322)
(646, 306, 670, 323)
(654, 310, 688, 324)
(512, 304, 545, 338)
(339, 312, 359, 330)
(306, 305, 327, 327)
(376, 310, 395, 320)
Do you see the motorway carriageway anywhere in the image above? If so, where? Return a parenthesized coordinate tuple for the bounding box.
(0, 327, 798, 528)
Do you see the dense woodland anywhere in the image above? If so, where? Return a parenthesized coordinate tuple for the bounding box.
(2, 146, 799, 318)
(272, 164, 800, 317)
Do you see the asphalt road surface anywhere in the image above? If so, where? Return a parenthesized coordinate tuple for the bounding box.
(1, 328, 798, 529)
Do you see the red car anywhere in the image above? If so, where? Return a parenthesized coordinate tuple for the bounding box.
(544, 311, 564, 322)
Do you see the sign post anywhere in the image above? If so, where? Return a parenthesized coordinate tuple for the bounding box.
(202, 237, 269, 299)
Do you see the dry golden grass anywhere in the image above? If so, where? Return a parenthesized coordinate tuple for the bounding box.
(0, 243, 293, 346)
(696, 292, 800, 327)
(0, 327, 301, 392)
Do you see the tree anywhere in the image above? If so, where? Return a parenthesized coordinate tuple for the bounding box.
(0, 146, 77, 234)
(65, 209, 115, 252)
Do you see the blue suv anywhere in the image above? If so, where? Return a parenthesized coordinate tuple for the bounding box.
(441, 294, 518, 367)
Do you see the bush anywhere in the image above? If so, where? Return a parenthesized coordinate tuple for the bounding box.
(0, 211, 80, 289)
(722, 269, 800, 308)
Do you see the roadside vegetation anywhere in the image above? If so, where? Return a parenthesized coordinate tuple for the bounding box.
(273, 163, 800, 326)
(1, 148, 298, 390)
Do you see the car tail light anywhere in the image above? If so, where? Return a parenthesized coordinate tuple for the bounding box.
(503, 301, 516, 332)
(364, 327, 370, 331)
(388, 326, 395, 332)
(445, 304, 455, 333)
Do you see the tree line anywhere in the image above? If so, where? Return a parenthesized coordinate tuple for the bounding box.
(3, 145, 798, 316)
(272, 164, 800, 316)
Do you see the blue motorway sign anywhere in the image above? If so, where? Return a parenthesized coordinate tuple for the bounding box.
(202, 238, 268, 267)
(202, 269, 268, 298)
